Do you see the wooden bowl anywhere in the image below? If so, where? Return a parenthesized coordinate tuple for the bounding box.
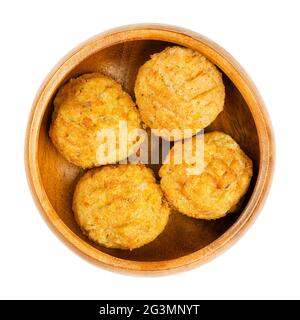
(25, 24, 274, 273)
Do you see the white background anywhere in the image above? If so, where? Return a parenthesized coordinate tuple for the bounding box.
(0, 0, 299, 300)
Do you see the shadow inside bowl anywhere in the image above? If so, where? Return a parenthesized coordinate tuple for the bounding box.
(37, 40, 259, 262)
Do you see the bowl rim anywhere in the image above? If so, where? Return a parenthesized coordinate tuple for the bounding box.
(25, 23, 275, 274)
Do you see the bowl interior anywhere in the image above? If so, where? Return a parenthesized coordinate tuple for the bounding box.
(38, 40, 259, 262)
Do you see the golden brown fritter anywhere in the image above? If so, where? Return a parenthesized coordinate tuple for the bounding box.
(159, 131, 253, 219)
(73, 165, 170, 250)
(49, 73, 143, 168)
(135, 46, 225, 140)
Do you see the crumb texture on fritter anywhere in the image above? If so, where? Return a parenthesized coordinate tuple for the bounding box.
(159, 131, 253, 219)
(135, 46, 225, 140)
(49, 73, 142, 168)
(73, 165, 170, 250)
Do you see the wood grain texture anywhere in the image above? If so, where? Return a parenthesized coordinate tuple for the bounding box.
(25, 24, 274, 273)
